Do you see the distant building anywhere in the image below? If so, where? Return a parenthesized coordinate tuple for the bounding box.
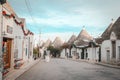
(52, 37, 63, 48)
(71, 28, 93, 59)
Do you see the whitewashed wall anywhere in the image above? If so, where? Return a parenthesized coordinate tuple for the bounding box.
(14, 18, 24, 60)
(87, 47, 99, 61)
(101, 40, 112, 62)
(60, 49, 66, 58)
(2, 7, 14, 70)
(71, 47, 77, 59)
(77, 48, 81, 59)
(39, 47, 44, 58)
(61, 48, 69, 58)
(28, 35, 34, 61)
(116, 40, 120, 62)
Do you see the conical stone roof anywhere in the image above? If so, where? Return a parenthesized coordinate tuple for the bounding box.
(74, 28, 93, 47)
(68, 34, 76, 44)
(76, 28, 93, 41)
(101, 17, 120, 40)
(53, 37, 63, 48)
(43, 39, 52, 48)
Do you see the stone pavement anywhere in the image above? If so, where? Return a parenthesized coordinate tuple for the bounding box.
(67, 58, 120, 69)
(4, 59, 40, 80)
(16, 58, 120, 80)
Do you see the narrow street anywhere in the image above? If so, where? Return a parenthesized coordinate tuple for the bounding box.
(16, 59, 120, 80)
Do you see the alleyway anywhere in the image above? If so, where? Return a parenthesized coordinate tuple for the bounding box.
(16, 59, 120, 80)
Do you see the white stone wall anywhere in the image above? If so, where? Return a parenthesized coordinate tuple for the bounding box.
(77, 48, 81, 59)
(71, 47, 77, 59)
(101, 40, 112, 62)
(2, 7, 14, 70)
(60, 49, 66, 58)
(116, 40, 120, 62)
(14, 18, 24, 60)
(24, 36, 29, 62)
(28, 35, 34, 61)
(87, 47, 99, 61)
(61, 48, 69, 58)
(39, 47, 44, 58)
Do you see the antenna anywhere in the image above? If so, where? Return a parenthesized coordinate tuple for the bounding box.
(111, 18, 114, 23)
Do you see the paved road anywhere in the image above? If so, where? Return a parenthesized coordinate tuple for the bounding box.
(16, 59, 120, 80)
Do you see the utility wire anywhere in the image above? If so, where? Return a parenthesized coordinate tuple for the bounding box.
(24, 0, 36, 25)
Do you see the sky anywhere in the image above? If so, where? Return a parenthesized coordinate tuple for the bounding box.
(8, 0, 120, 43)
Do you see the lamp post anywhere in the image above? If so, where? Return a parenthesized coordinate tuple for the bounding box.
(0, 0, 6, 80)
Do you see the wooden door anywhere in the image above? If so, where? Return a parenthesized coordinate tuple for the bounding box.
(3, 39, 12, 69)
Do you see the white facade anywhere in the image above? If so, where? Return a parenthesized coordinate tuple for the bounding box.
(2, 5, 14, 70)
(71, 46, 77, 59)
(101, 40, 120, 63)
(60, 49, 66, 58)
(0, 3, 34, 77)
(87, 47, 99, 61)
(101, 40, 112, 63)
(14, 17, 24, 60)
(60, 49, 69, 58)
(76, 48, 81, 59)
(116, 40, 120, 62)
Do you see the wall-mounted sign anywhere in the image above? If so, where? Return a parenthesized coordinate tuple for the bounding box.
(7, 25, 13, 34)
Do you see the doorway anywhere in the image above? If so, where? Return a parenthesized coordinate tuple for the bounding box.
(81, 49, 84, 59)
(98, 47, 101, 62)
(106, 50, 110, 63)
(112, 41, 116, 58)
(3, 38, 12, 69)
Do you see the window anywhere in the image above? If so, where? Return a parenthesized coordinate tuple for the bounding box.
(7, 25, 13, 34)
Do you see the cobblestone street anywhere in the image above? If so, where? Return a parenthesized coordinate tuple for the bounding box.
(16, 59, 120, 80)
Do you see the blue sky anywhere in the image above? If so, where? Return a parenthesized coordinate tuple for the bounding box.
(8, 0, 120, 42)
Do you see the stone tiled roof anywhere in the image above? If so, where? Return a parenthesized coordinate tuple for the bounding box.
(43, 39, 52, 48)
(52, 37, 63, 48)
(75, 40, 89, 47)
(95, 38, 103, 44)
(76, 29, 93, 41)
(67, 34, 76, 44)
(74, 29, 93, 47)
(101, 17, 120, 40)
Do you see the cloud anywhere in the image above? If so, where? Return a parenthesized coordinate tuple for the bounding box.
(34, 32, 78, 43)
(24, 11, 108, 29)
(8, 0, 120, 41)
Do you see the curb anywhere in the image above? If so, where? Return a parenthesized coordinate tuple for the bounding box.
(95, 62, 120, 69)
(67, 58, 120, 69)
(4, 59, 40, 80)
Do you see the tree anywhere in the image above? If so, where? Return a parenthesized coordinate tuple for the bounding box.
(33, 47, 39, 59)
(47, 46, 62, 57)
